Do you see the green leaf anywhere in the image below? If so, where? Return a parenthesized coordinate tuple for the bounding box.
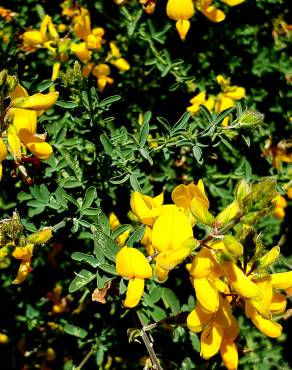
(64, 324, 88, 339)
(59, 149, 82, 181)
(192, 145, 203, 165)
(170, 111, 191, 134)
(55, 100, 78, 108)
(189, 332, 200, 352)
(59, 177, 83, 188)
(100, 134, 114, 155)
(162, 288, 180, 315)
(127, 226, 145, 247)
(71, 252, 99, 268)
(111, 224, 131, 240)
(98, 95, 121, 108)
(17, 191, 33, 202)
(69, 269, 96, 293)
(110, 173, 130, 184)
(92, 226, 119, 262)
(36, 79, 54, 92)
(139, 148, 153, 165)
(139, 111, 151, 147)
(199, 105, 213, 124)
(98, 263, 118, 275)
(82, 187, 97, 210)
(213, 107, 235, 125)
(129, 174, 142, 192)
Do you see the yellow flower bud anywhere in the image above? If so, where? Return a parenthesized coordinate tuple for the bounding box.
(257, 246, 280, 270)
(27, 227, 52, 244)
(111, 58, 130, 72)
(0, 333, 9, 344)
(222, 235, 243, 257)
(216, 201, 240, 226)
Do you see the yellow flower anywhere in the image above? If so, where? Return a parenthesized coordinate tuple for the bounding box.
(92, 64, 114, 92)
(73, 7, 91, 41)
(130, 191, 164, 226)
(187, 91, 215, 114)
(12, 259, 32, 284)
(71, 42, 91, 63)
(109, 42, 130, 72)
(116, 246, 152, 308)
(200, 323, 224, 359)
(198, 0, 226, 23)
(221, 0, 245, 5)
(166, 0, 195, 41)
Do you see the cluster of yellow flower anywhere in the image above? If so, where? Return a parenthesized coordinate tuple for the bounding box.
(0, 70, 58, 180)
(0, 212, 52, 284)
(21, 2, 130, 91)
(187, 75, 246, 126)
(115, 180, 292, 369)
(166, 0, 245, 41)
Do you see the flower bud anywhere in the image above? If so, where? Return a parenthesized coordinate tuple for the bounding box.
(238, 110, 264, 127)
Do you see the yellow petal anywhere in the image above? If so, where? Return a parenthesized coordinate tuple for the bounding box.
(166, 0, 195, 20)
(26, 142, 53, 159)
(12, 91, 59, 111)
(71, 42, 91, 63)
(12, 244, 34, 260)
(190, 247, 223, 279)
(175, 19, 191, 41)
(12, 259, 32, 284)
(152, 205, 193, 252)
(27, 227, 52, 244)
(124, 277, 145, 308)
(51, 62, 61, 81)
(0, 138, 7, 162)
(193, 278, 219, 313)
(251, 315, 282, 338)
(190, 197, 214, 225)
(215, 94, 235, 113)
(155, 264, 169, 281)
(220, 336, 238, 370)
(220, 260, 259, 298)
(221, 0, 245, 6)
(214, 296, 239, 340)
(10, 84, 28, 100)
(187, 302, 213, 332)
(269, 293, 287, 315)
(116, 246, 152, 279)
(13, 108, 37, 137)
(22, 30, 44, 45)
(7, 126, 22, 162)
(111, 58, 130, 72)
(201, 5, 226, 22)
(270, 271, 292, 289)
(200, 324, 224, 359)
(256, 246, 280, 270)
(225, 87, 246, 100)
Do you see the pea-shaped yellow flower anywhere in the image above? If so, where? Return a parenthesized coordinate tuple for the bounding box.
(116, 246, 152, 308)
(166, 0, 195, 41)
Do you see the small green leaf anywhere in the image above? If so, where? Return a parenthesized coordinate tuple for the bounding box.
(190, 332, 200, 352)
(69, 269, 96, 293)
(100, 134, 114, 155)
(71, 252, 99, 268)
(139, 111, 151, 147)
(55, 100, 78, 108)
(98, 95, 121, 108)
(64, 324, 88, 338)
(127, 226, 145, 247)
(82, 187, 97, 210)
(92, 226, 119, 262)
(162, 288, 180, 315)
(110, 173, 130, 184)
(111, 224, 131, 240)
(192, 145, 203, 165)
(170, 111, 191, 134)
(129, 174, 142, 192)
(98, 263, 118, 275)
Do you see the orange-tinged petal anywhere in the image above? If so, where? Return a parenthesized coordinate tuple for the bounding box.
(123, 277, 144, 308)
(220, 336, 238, 370)
(201, 5, 226, 22)
(12, 244, 34, 260)
(12, 259, 32, 284)
(175, 19, 191, 41)
(10, 84, 28, 100)
(116, 246, 152, 279)
(200, 324, 224, 359)
(251, 314, 282, 338)
(26, 142, 53, 159)
(193, 278, 219, 313)
(269, 293, 287, 315)
(220, 260, 259, 298)
(187, 302, 213, 332)
(270, 271, 292, 289)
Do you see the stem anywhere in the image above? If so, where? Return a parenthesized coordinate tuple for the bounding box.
(74, 348, 94, 370)
(135, 310, 163, 370)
